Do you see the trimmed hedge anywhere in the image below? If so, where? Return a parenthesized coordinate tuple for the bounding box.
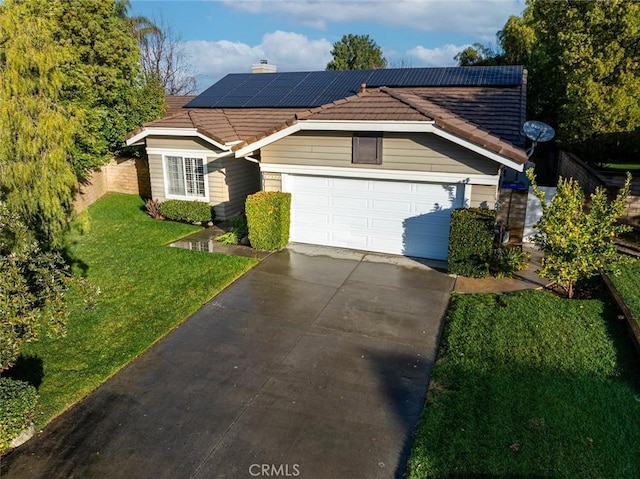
(448, 208, 496, 277)
(246, 191, 291, 251)
(0, 377, 38, 451)
(159, 199, 212, 224)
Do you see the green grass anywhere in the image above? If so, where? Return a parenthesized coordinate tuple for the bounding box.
(13, 194, 257, 428)
(599, 163, 640, 171)
(406, 290, 640, 478)
(611, 259, 640, 323)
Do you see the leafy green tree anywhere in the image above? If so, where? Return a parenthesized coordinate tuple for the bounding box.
(526, 0, 640, 162)
(526, 169, 631, 298)
(51, 0, 165, 176)
(0, 0, 78, 248)
(454, 43, 499, 66)
(460, 1, 640, 163)
(326, 34, 386, 70)
(497, 14, 535, 65)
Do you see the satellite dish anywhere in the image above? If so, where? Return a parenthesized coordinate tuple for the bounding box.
(523, 120, 555, 158)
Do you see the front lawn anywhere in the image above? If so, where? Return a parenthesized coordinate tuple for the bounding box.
(406, 290, 640, 478)
(10, 194, 257, 428)
(610, 258, 640, 322)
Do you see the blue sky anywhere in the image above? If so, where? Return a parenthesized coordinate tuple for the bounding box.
(130, 0, 524, 91)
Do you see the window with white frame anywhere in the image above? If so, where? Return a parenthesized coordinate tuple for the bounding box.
(164, 155, 207, 199)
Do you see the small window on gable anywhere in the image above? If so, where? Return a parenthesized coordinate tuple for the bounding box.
(352, 132, 382, 165)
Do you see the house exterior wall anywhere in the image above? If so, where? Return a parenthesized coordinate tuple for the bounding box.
(220, 158, 261, 218)
(145, 136, 259, 220)
(260, 131, 500, 175)
(469, 185, 497, 209)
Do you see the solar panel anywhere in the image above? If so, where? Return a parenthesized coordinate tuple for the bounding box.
(184, 66, 524, 109)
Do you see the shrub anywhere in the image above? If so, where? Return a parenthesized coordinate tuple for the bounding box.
(0, 202, 69, 373)
(448, 208, 496, 277)
(493, 247, 531, 278)
(527, 169, 632, 298)
(215, 231, 239, 245)
(0, 378, 38, 451)
(159, 200, 211, 224)
(246, 191, 291, 251)
(230, 215, 249, 239)
(144, 198, 163, 220)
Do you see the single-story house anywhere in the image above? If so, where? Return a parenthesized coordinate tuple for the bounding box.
(126, 66, 527, 261)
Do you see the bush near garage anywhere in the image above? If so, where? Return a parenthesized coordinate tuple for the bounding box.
(158, 200, 212, 224)
(448, 207, 496, 277)
(0, 377, 38, 451)
(246, 192, 291, 251)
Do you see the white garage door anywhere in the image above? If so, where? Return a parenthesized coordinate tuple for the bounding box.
(283, 174, 463, 260)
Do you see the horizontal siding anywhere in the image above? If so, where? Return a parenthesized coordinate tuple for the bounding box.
(218, 158, 261, 219)
(261, 131, 499, 175)
(263, 177, 282, 192)
(470, 185, 497, 209)
(146, 135, 220, 152)
(148, 152, 228, 217)
(148, 154, 166, 201)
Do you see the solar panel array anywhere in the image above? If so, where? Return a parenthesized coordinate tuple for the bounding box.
(185, 66, 524, 109)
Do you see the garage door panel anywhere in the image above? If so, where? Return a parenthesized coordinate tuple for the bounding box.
(296, 193, 330, 207)
(285, 174, 463, 260)
(371, 199, 413, 214)
(331, 231, 368, 249)
(294, 212, 330, 226)
(332, 177, 369, 191)
(372, 181, 414, 194)
(332, 196, 368, 209)
(332, 214, 369, 228)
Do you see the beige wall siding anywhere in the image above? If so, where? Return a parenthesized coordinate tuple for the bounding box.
(205, 157, 228, 218)
(148, 150, 228, 217)
(261, 131, 500, 175)
(469, 184, 498, 209)
(220, 158, 261, 219)
(263, 173, 282, 192)
(148, 153, 166, 201)
(146, 136, 219, 151)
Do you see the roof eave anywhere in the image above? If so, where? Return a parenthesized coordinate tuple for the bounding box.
(125, 127, 231, 151)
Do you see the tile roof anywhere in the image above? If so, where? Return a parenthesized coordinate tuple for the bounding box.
(165, 95, 196, 116)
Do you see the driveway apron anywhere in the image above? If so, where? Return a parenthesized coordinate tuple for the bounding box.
(1, 245, 454, 479)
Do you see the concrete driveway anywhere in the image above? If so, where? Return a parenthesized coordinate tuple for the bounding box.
(1, 244, 454, 479)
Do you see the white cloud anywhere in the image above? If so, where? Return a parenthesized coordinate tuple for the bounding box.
(183, 31, 333, 90)
(407, 43, 471, 67)
(222, 0, 522, 38)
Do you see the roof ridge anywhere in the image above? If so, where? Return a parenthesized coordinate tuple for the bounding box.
(295, 89, 379, 120)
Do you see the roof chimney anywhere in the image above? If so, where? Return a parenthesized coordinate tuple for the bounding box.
(359, 83, 367, 93)
(251, 60, 277, 74)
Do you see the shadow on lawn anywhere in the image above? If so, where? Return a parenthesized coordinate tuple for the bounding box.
(5, 354, 44, 389)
